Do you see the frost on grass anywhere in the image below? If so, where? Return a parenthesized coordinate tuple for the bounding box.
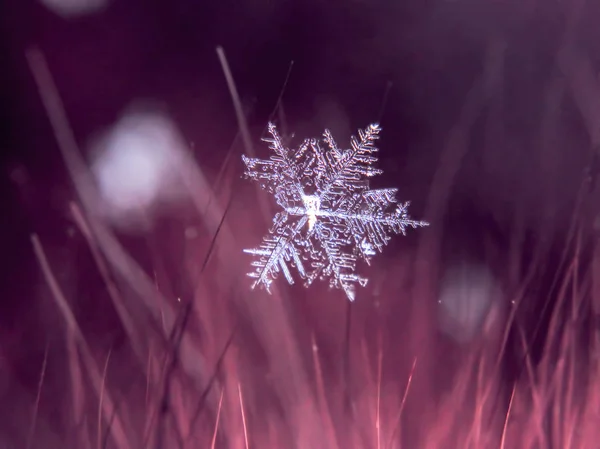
(242, 123, 429, 301)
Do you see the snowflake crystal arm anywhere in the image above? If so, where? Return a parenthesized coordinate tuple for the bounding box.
(242, 123, 429, 301)
(243, 212, 308, 293)
(241, 122, 308, 210)
(317, 124, 383, 198)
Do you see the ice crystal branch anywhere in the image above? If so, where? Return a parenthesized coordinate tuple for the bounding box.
(242, 123, 428, 301)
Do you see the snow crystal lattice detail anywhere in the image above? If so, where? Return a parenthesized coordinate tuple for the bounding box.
(242, 123, 429, 301)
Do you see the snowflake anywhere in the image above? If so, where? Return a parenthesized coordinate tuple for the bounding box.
(242, 123, 428, 301)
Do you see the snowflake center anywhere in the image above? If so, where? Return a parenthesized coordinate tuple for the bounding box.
(302, 194, 321, 230)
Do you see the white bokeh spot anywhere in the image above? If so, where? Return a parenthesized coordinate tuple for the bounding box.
(39, 0, 109, 18)
(91, 110, 186, 226)
(438, 261, 500, 343)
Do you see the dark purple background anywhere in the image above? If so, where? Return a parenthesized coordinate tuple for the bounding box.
(1, 0, 599, 446)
